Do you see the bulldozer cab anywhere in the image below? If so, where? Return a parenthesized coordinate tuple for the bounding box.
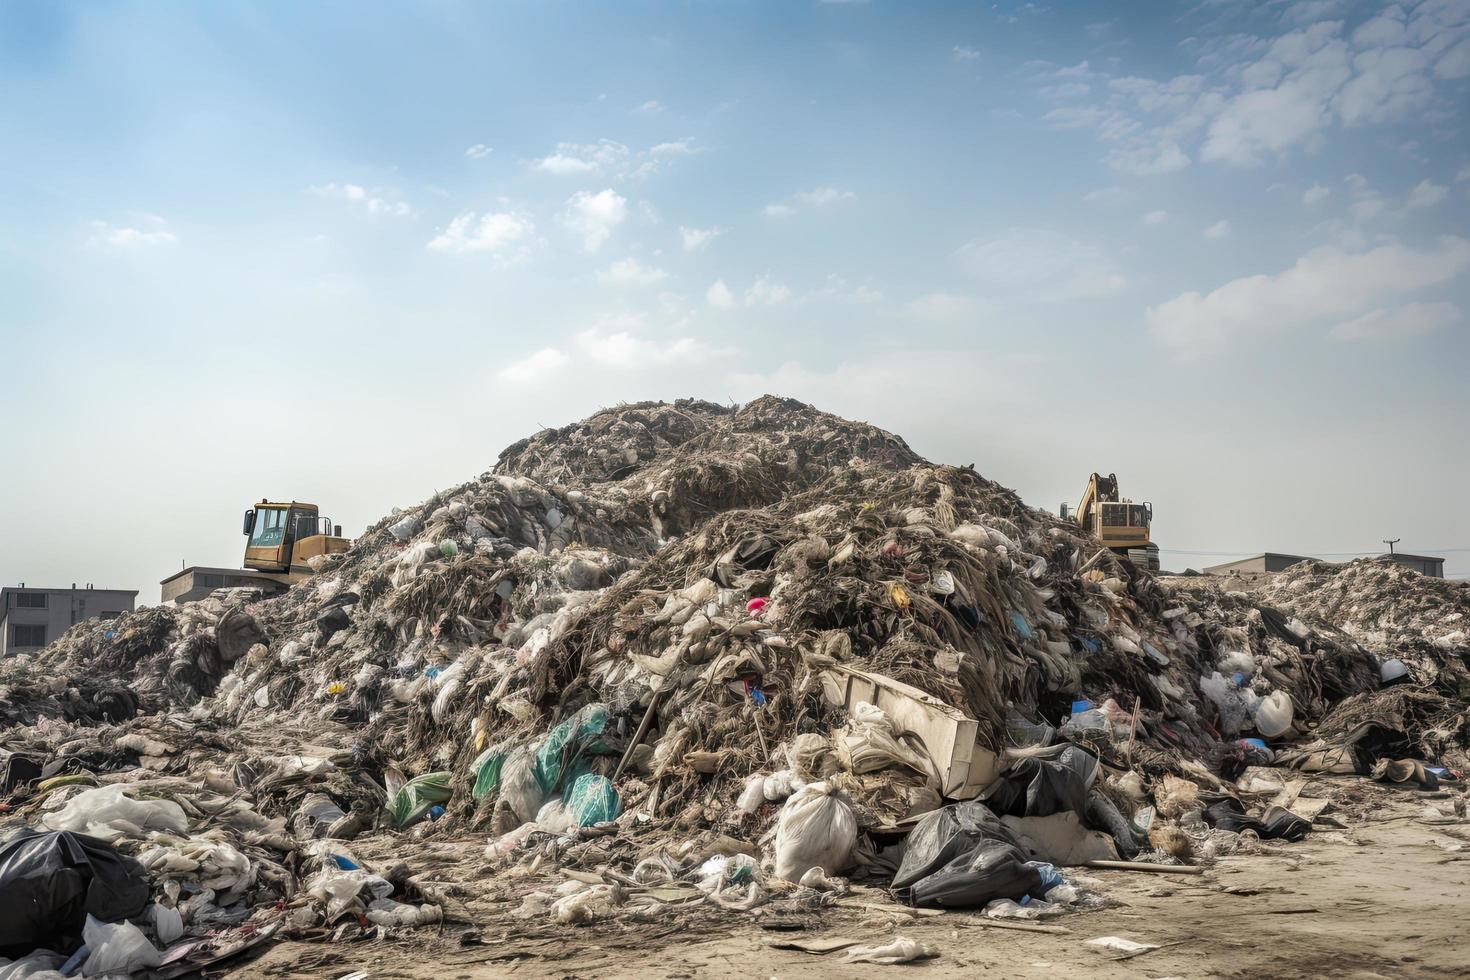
(243, 501, 346, 573)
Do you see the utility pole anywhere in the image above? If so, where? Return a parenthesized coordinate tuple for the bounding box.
(1382, 538, 1400, 555)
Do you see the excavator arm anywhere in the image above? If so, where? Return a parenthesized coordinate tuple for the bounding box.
(1074, 472, 1118, 533)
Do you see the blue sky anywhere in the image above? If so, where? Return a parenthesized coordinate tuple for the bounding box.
(2, 0, 1469, 597)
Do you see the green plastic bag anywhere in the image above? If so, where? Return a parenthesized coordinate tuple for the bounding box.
(565, 773, 621, 827)
(385, 771, 453, 828)
(471, 742, 512, 800)
(532, 703, 613, 793)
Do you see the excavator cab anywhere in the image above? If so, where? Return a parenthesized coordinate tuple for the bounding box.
(242, 500, 349, 574)
(1067, 473, 1159, 571)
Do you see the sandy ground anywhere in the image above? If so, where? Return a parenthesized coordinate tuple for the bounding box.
(226, 780, 1470, 980)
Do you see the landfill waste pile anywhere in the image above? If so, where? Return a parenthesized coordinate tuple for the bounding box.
(1252, 557, 1470, 694)
(2, 396, 1466, 977)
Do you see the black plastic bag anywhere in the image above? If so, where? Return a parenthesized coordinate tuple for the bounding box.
(0, 829, 150, 958)
(1201, 795, 1310, 842)
(978, 743, 1099, 818)
(893, 802, 1042, 908)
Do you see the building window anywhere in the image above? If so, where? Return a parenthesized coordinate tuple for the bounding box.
(15, 593, 47, 609)
(12, 624, 46, 647)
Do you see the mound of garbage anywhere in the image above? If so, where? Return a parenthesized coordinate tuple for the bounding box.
(1252, 557, 1470, 693)
(2, 395, 1464, 975)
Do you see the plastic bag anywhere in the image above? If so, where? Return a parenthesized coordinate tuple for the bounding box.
(150, 903, 183, 945)
(471, 742, 512, 799)
(1253, 691, 1294, 738)
(533, 703, 614, 794)
(564, 774, 620, 827)
(500, 747, 546, 824)
(894, 801, 1044, 908)
(41, 786, 188, 838)
(384, 772, 453, 828)
(737, 775, 766, 814)
(834, 702, 931, 778)
(0, 830, 149, 959)
(773, 781, 857, 882)
(978, 744, 1099, 818)
(80, 916, 160, 977)
(0, 950, 66, 980)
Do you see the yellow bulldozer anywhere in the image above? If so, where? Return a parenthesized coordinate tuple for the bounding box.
(159, 500, 351, 604)
(1062, 473, 1159, 572)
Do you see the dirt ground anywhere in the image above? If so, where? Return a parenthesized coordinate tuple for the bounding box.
(226, 780, 1470, 980)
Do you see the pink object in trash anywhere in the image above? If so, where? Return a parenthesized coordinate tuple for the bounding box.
(746, 597, 769, 616)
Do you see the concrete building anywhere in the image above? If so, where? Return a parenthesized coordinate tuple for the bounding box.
(1202, 553, 1313, 578)
(1, 584, 138, 658)
(1380, 553, 1445, 578)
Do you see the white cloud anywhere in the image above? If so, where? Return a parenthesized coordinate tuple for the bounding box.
(1434, 36, 1470, 79)
(1082, 186, 1127, 204)
(560, 189, 627, 252)
(1040, 82, 1091, 100)
(497, 347, 567, 383)
(957, 228, 1127, 299)
(745, 277, 791, 306)
(763, 187, 856, 217)
(815, 274, 883, 305)
(1142, 209, 1169, 225)
(1458, 165, 1470, 183)
(309, 182, 416, 218)
(596, 257, 668, 285)
(1303, 183, 1331, 205)
(576, 326, 723, 368)
(1146, 236, 1470, 357)
(650, 138, 698, 156)
(1053, 10, 1470, 175)
(1056, 60, 1091, 78)
(679, 226, 722, 252)
(532, 140, 630, 176)
(1203, 219, 1232, 239)
(706, 279, 736, 311)
(795, 187, 856, 207)
(1406, 179, 1448, 209)
(635, 99, 663, 114)
(464, 144, 493, 160)
(1329, 301, 1459, 341)
(534, 153, 599, 175)
(906, 292, 978, 318)
(427, 211, 533, 253)
(88, 219, 177, 248)
(953, 45, 980, 61)
(1105, 139, 1190, 176)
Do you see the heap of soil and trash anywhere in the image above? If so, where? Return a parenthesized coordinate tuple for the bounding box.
(2, 396, 1466, 975)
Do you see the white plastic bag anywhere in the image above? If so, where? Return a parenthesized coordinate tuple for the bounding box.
(736, 775, 766, 814)
(499, 747, 546, 824)
(834, 702, 930, 778)
(43, 786, 188, 838)
(81, 916, 162, 977)
(1253, 691, 1294, 737)
(151, 903, 183, 944)
(773, 781, 857, 882)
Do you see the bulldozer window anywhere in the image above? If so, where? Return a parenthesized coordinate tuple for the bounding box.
(1129, 504, 1150, 527)
(1101, 502, 1128, 527)
(249, 507, 288, 548)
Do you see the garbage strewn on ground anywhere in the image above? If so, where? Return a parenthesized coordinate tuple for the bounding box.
(1, 396, 1466, 974)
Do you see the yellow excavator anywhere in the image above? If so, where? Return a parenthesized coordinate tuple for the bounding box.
(1062, 473, 1159, 572)
(159, 500, 352, 604)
